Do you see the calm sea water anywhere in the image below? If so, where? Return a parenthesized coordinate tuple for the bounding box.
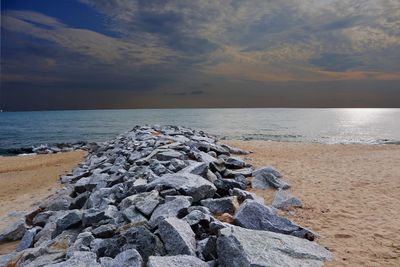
(1, 109, 399, 153)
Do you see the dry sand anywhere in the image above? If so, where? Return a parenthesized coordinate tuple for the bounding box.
(1, 143, 399, 266)
(0, 151, 86, 254)
(225, 140, 400, 267)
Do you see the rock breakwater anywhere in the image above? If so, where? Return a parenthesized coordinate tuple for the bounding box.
(0, 125, 332, 267)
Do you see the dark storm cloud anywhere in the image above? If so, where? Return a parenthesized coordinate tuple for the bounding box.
(1, 0, 400, 110)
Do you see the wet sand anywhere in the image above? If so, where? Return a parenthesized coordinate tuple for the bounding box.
(225, 140, 400, 267)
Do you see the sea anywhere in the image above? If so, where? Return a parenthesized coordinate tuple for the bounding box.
(1, 108, 399, 155)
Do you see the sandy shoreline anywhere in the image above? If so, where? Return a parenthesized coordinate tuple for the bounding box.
(0, 150, 86, 254)
(225, 141, 400, 267)
(0, 142, 399, 266)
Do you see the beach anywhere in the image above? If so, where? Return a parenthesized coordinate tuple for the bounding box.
(0, 151, 86, 254)
(0, 141, 399, 266)
(225, 141, 400, 266)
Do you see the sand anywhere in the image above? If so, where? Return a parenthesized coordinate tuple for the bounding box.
(225, 140, 400, 267)
(0, 151, 86, 254)
(1, 143, 399, 266)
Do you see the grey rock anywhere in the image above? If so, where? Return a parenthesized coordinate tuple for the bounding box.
(196, 236, 217, 261)
(252, 166, 283, 178)
(200, 196, 239, 214)
(149, 196, 192, 227)
(47, 251, 100, 267)
(119, 190, 160, 216)
(158, 217, 196, 256)
(198, 151, 217, 164)
(147, 173, 216, 202)
(169, 158, 186, 172)
(0, 219, 26, 243)
(206, 170, 218, 182)
(67, 232, 95, 254)
(224, 167, 253, 178)
(214, 176, 247, 195)
(252, 172, 290, 190)
(147, 255, 209, 267)
(82, 205, 118, 227)
(233, 200, 314, 240)
(272, 190, 303, 210)
(71, 192, 89, 209)
(122, 206, 148, 225)
(52, 210, 82, 238)
(100, 249, 143, 267)
(90, 237, 122, 258)
(16, 227, 40, 251)
(217, 226, 332, 267)
(91, 224, 116, 238)
(209, 159, 226, 173)
(33, 211, 54, 227)
(224, 157, 246, 169)
(156, 150, 185, 161)
(46, 195, 73, 211)
(178, 161, 208, 178)
(183, 210, 211, 226)
(122, 226, 165, 261)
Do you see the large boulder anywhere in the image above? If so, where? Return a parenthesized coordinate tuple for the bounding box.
(147, 255, 209, 267)
(147, 173, 216, 202)
(217, 226, 332, 267)
(233, 200, 314, 240)
(158, 218, 196, 256)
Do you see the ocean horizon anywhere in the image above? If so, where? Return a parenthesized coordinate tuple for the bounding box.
(1, 108, 399, 154)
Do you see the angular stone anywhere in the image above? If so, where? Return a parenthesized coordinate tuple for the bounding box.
(147, 173, 216, 202)
(67, 232, 95, 254)
(90, 237, 122, 258)
(159, 217, 196, 256)
(224, 167, 253, 178)
(209, 159, 226, 173)
(52, 210, 82, 238)
(217, 226, 332, 267)
(47, 251, 100, 267)
(233, 200, 314, 240)
(119, 190, 160, 216)
(147, 255, 209, 267)
(33, 211, 54, 227)
(196, 236, 218, 261)
(149, 196, 192, 227)
(100, 249, 143, 267)
(200, 196, 239, 214)
(0, 219, 26, 242)
(82, 205, 118, 227)
(16, 227, 40, 251)
(220, 144, 250, 155)
(224, 157, 247, 169)
(214, 177, 247, 196)
(91, 224, 116, 238)
(252, 166, 283, 178)
(272, 190, 303, 210)
(122, 206, 148, 225)
(183, 210, 211, 226)
(156, 150, 185, 161)
(178, 162, 208, 178)
(252, 172, 290, 190)
(122, 226, 165, 261)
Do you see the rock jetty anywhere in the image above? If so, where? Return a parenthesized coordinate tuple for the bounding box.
(0, 125, 332, 266)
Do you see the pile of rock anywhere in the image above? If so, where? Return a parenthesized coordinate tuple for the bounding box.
(0, 125, 332, 266)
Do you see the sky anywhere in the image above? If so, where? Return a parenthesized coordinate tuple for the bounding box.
(1, 0, 400, 110)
